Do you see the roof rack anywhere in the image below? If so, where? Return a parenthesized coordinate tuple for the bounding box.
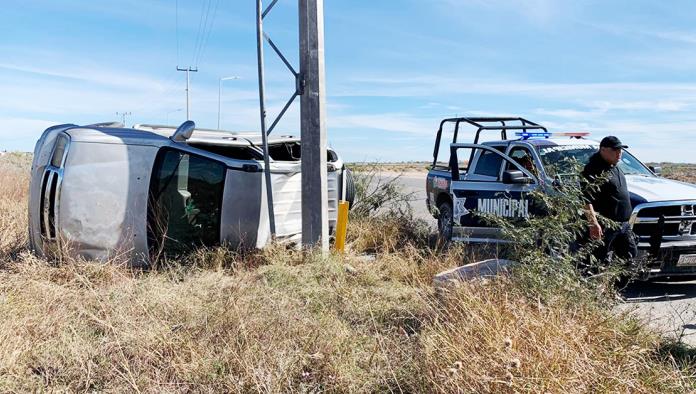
(432, 117, 547, 164)
(441, 117, 546, 143)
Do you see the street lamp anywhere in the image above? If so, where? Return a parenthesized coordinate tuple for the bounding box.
(166, 108, 183, 125)
(218, 76, 240, 130)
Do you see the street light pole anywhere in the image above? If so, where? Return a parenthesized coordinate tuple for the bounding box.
(218, 76, 240, 130)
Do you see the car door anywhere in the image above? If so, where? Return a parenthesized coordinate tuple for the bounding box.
(147, 147, 227, 259)
(449, 143, 539, 242)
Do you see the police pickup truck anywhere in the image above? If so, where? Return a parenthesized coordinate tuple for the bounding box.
(426, 117, 696, 278)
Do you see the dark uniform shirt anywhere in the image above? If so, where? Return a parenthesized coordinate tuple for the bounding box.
(581, 152, 632, 222)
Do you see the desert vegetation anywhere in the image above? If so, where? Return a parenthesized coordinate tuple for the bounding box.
(0, 156, 695, 392)
(655, 163, 696, 184)
(347, 161, 430, 174)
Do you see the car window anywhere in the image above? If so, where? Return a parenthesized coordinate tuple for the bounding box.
(538, 145, 653, 177)
(473, 146, 505, 178)
(618, 151, 653, 176)
(148, 148, 226, 257)
(506, 147, 538, 176)
(539, 145, 596, 177)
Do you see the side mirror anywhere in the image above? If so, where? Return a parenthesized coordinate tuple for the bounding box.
(649, 165, 662, 176)
(171, 120, 196, 142)
(503, 170, 532, 184)
(327, 149, 338, 162)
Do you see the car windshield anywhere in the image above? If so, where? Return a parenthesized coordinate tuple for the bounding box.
(538, 145, 653, 177)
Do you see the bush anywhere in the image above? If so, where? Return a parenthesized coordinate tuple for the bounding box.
(348, 163, 416, 219)
(346, 163, 432, 254)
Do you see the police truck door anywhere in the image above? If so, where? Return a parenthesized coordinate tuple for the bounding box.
(448, 143, 539, 242)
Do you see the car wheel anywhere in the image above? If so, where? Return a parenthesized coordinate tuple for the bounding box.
(344, 169, 356, 208)
(438, 201, 453, 242)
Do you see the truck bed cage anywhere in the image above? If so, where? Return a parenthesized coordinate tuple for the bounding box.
(432, 117, 547, 165)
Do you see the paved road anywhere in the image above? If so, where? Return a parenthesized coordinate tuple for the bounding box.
(388, 170, 696, 346)
(619, 281, 696, 345)
(382, 171, 434, 227)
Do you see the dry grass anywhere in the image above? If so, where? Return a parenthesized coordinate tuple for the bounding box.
(0, 154, 695, 392)
(424, 280, 691, 393)
(0, 155, 30, 262)
(348, 162, 430, 173)
(656, 163, 696, 184)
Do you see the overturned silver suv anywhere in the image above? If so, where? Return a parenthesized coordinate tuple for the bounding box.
(29, 121, 353, 266)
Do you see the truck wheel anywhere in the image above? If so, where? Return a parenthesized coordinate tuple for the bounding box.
(344, 169, 356, 208)
(438, 201, 453, 242)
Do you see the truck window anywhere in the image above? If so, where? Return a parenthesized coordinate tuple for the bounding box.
(539, 145, 652, 177)
(506, 147, 538, 176)
(147, 148, 226, 258)
(473, 146, 505, 178)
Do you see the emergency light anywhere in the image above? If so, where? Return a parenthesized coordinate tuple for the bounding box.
(515, 131, 590, 140)
(515, 131, 552, 139)
(554, 132, 591, 139)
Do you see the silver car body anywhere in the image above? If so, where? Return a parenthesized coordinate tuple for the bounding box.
(29, 123, 345, 266)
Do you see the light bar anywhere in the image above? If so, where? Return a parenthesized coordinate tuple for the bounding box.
(554, 132, 590, 138)
(515, 131, 590, 140)
(515, 131, 552, 139)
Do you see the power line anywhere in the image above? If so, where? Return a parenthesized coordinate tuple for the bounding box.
(175, 0, 180, 66)
(191, 0, 211, 66)
(194, 0, 220, 66)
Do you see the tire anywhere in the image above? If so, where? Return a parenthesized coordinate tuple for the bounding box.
(344, 168, 356, 209)
(437, 201, 453, 242)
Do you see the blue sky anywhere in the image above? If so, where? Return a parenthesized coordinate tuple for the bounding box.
(3, 0, 696, 162)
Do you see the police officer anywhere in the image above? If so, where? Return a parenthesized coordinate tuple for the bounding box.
(582, 136, 637, 262)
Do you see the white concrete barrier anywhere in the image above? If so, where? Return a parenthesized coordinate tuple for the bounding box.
(433, 259, 516, 288)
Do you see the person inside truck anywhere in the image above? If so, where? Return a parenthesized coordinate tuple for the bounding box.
(581, 136, 638, 263)
(517, 154, 538, 177)
(508, 148, 538, 177)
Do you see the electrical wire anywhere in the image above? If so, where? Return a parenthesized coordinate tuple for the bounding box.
(194, 0, 220, 66)
(191, 0, 212, 67)
(175, 0, 180, 66)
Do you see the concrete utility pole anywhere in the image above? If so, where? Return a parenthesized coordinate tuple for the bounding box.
(299, 0, 329, 250)
(177, 66, 198, 120)
(116, 111, 132, 125)
(218, 76, 240, 130)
